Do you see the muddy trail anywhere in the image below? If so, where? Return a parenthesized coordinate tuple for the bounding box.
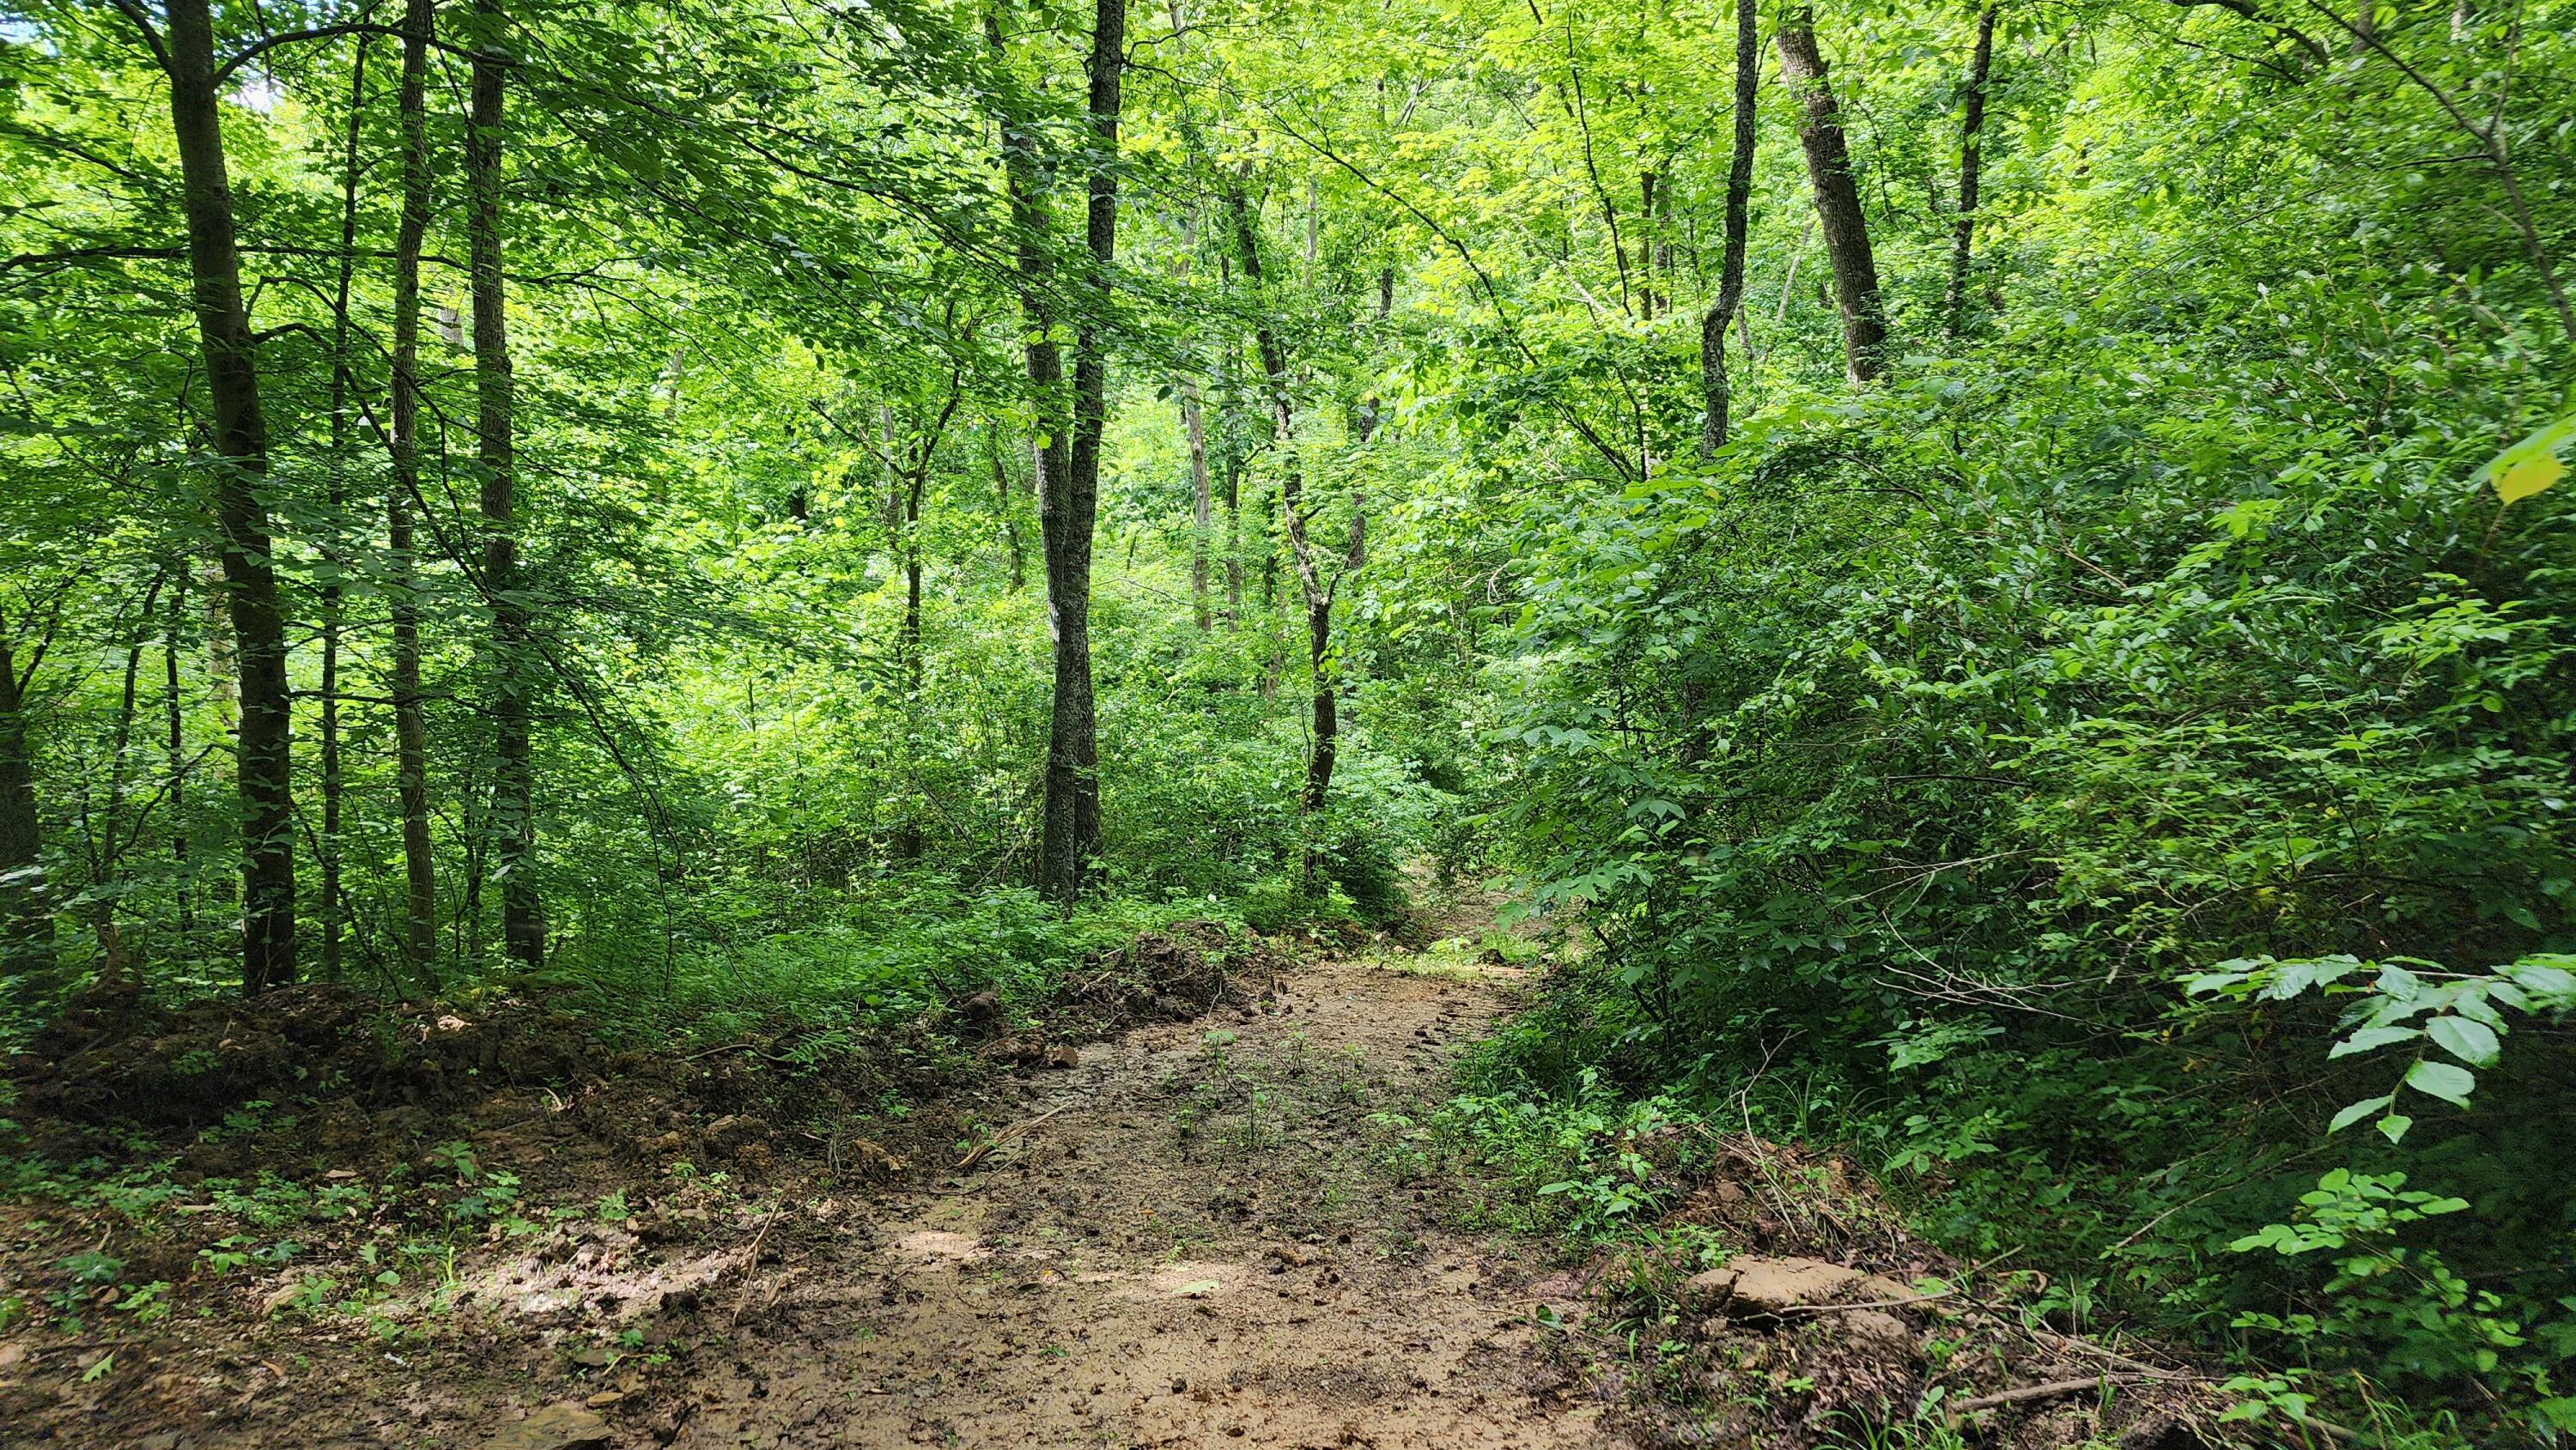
(649, 952, 1609, 1450)
(2, 946, 1611, 1450)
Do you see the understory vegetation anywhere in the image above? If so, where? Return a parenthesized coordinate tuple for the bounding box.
(3, 0, 2573, 1441)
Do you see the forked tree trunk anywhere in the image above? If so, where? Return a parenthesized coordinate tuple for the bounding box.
(1943, 7, 1997, 340)
(1776, 8, 1887, 384)
(165, 0, 298, 992)
(467, 0, 540, 968)
(387, 0, 440, 988)
(990, 0, 1110, 902)
(1037, 0, 1122, 901)
(1224, 182, 1337, 820)
(1701, 0, 1760, 454)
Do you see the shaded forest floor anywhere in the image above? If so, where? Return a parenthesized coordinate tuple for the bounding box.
(0, 897, 2222, 1450)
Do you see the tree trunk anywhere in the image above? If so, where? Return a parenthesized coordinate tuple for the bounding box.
(1942, 7, 1996, 341)
(0, 628, 40, 964)
(1184, 380, 1212, 630)
(1218, 258, 1245, 625)
(1637, 172, 1656, 321)
(1225, 182, 1336, 819)
(989, 3, 1093, 901)
(468, 0, 539, 968)
(387, 0, 440, 990)
(89, 575, 164, 983)
(166, 0, 297, 992)
(319, 37, 370, 981)
(1034, 0, 1122, 901)
(987, 428, 1027, 593)
(165, 589, 191, 951)
(1776, 8, 1887, 384)
(1702, 0, 1761, 454)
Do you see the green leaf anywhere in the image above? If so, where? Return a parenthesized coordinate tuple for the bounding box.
(2327, 1095, 2393, 1133)
(2403, 1059, 2476, 1107)
(2427, 1016, 2501, 1068)
(2377, 1113, 2413, 1144)
(2328, 1025, 2419, 1058)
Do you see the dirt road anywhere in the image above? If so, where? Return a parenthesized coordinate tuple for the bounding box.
(654, 951, 1609, 1447)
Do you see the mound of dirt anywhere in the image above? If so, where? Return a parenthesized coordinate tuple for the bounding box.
(10, 980, 604, 1130)
(1562, 1134, 2221, 1450)
(1033, 919, 1293, 1041)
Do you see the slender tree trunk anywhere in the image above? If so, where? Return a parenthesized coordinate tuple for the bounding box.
(1777, 8, 1887, 384)
(387, 0, 440, 990)
(987, 428, 1027, 593)
(1225, 182, 1336, 820)
(1218, 258, 1245, 625)
(0, 628, 41, 964)
(903, 470, 924, 696)
(991, 8, 1080, 898)
(895, 456, 927, 861)
(467, 0, 539, 968)
(1702, 0, 1760, 455)
(166, 0, 297, 992)
(1943, 7, 1996, 341)
(1184, 380, 1212, 630)
(90, 575, 163, 982)
(165, 589, 191, 951)
(1637, 172, 1656, 321)
(319, 37, 370, 981)
(1034, 0, 1122, 901)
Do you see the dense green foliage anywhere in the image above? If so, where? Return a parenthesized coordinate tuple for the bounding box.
(4, 0, 2573, 1439)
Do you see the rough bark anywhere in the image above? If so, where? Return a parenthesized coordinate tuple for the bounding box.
(1702, 0, 1760, 455)
(1776, 9, 1888, 385)
(468, 0, 539, 968)
(1225, 182, 1336, 819)
(1943, 7, 1997, 341)
(166, 0, 297, 992)
(387, 0, 440, 987)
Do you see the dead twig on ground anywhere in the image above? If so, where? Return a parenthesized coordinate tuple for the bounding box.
(954, 1101, 1075, 1171)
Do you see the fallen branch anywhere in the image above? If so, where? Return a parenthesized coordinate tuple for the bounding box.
(953, 1102, 1075, 1172)
(1947, 1376, 2120, 1414)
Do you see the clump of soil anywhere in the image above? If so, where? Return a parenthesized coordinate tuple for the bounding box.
(1557, 1135, 2223, 1450)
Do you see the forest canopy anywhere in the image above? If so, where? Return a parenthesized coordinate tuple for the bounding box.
(3, 0, 2574, 1441)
